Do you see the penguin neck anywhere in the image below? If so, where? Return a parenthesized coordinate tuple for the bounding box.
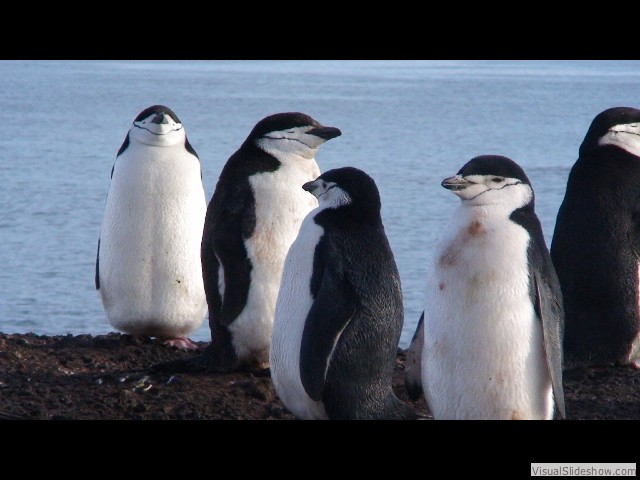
(455, 201, 537, 236)
(254, 138, 319, 162)
(459, 202, 518, 220)
(246, 142, 320, 181)
(583, 143, 640, 162)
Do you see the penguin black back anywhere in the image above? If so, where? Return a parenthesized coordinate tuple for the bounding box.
(298, 167, 414, 419)
(551, 107, 640, 368)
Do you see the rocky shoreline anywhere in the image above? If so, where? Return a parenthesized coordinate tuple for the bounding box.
(0, 332, 638, 420)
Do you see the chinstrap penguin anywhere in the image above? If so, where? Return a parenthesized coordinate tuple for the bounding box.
(270, 166, 415, 420)
(551, 106, 640, 369)
(96, 105, 207, 350)
(414, 155, 565, 419)
(157, 112, 341, 372)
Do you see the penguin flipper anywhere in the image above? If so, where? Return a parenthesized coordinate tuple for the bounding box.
(203, 186, 254, 327)
(534, 269, 566, 419)
(300, 273, 356, 402)
(97, 155, 118, 290)
(404, 311, 425, 401)
(630, 195, 640, 259)
(95, 238, 100, 290)
(201, 219, 222, 318)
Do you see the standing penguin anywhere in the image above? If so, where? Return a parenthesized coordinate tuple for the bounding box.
(270, 167, 415, 420)
(166, 112, 341, 372)
(96, 105, 207, 350)
(551, 106, 640, 369)
(419, 155, 565, 420)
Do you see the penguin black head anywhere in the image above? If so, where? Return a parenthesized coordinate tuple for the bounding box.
(134, 104, 182, 124)
(248, 112, 342, 160)
(579, 106, 640, 158)
(303, 166, 381, 217)
(127, 104, 188, 149)
(442, 155, 534, 208)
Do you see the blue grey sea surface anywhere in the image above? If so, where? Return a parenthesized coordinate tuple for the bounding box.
(1, 60, 639, 347)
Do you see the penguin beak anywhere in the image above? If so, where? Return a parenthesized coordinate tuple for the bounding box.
(303, 180, 337, 200)
(441, 175, 471, 191)
(152, 112, 168, 125)
(302, 180, 319, 196)
(307, 126, 342, 140)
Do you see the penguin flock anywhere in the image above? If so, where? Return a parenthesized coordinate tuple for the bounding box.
(96, 104, 640, 420)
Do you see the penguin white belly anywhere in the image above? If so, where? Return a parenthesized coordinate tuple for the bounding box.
(271, 214, 328, 419)
(228, 161, 319, 365)
(99, 146, 207, 337)
(423, 207, 553, 420)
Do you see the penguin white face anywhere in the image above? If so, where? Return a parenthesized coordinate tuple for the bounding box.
(443, 155, 533, 209)
(302, 178, 352, 209)
(303, 167, 382, 217)
(130, 109, 185, 147)
(580, 107, 640, 158)
(598, 121, 640, 157)
(258, 126, 337, 160)
(250, 113, 341, 162)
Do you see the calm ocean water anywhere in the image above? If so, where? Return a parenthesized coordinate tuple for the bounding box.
(1, 60, 639, 347)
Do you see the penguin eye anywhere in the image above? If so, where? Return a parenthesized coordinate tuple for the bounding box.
(492, 177, 504, 183)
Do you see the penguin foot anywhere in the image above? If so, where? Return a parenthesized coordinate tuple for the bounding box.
(162, 337, 200, 351)
(404, 378, 424, 402)
(249, 367, 271, 378)
(151, 344, 237, 374)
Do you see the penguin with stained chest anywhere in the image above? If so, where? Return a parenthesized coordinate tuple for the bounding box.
(551, 106, 640, 369)
(96, 105, 207, 350)
(414, 155, 565, 419)
(162, 112, 341, 372)
(270, 167, 415, 420)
